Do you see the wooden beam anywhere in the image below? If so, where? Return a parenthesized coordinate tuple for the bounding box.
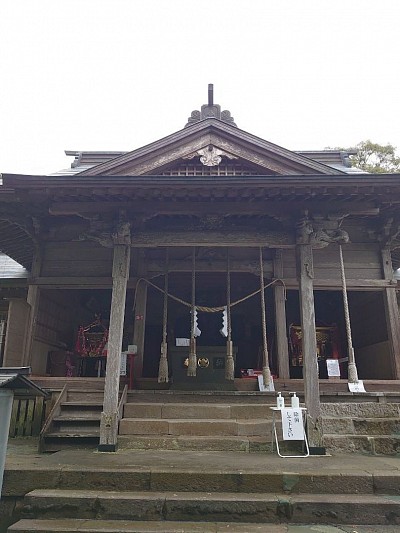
(145, 259, 273, 275)
(99, 244, 130, 451)
(49, 200, 380, 218)
(131, 230, 293, 248)
(281, 278, 395, 290)
(273, 250, 290, 379)
(296, 244, 321, 448)
(29, 277, 113, 288)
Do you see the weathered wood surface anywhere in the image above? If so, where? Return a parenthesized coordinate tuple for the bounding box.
(381, 248, 400, 378)
(23, 247, 42, 366)
(9, 396, 45, 437)
(296, 244, 321, 447)
(100, 244, 130, 449)
(49, 200, 379, 217)
(41, 241, 112, 277)
(273, 250, 289, 379)
(282, 245, 383, 282)
(130, 230, 293, 247)
(144, 258, 273, 275)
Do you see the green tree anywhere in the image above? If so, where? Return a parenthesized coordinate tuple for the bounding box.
(345, 140, 400, 173)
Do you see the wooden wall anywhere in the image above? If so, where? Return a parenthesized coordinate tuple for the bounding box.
(281, 244, 383, 283)
(41, 241, 113, 278)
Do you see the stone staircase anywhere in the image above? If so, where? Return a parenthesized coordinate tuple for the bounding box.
(118, 391, 278, 453)
(6, 450, 400, 532)
(321, 401, 400, 455)
(39, 389, 104, 452)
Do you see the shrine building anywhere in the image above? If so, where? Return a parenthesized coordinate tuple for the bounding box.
(1, 85, 400, 450)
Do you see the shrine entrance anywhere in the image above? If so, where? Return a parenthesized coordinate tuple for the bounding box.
(142, 270, 276, 387)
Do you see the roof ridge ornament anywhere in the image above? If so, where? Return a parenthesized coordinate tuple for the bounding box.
(185, 84, 237, 128)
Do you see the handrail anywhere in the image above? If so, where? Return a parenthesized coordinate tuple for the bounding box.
(117, 384, 128, 422)
(38, 383, 68, 452)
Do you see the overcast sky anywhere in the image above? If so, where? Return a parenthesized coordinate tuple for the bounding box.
(1, 0, 399, 175)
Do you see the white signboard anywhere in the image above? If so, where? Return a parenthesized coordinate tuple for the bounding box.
(258, 374, 275, 392)
(120, 352, 127, 376)
(348, 380, 366, 393)
(281, 408, 305, 441)
(326, 359, 341, 377)
(176, 338, 190, 347)
(128, 344, 137, 354)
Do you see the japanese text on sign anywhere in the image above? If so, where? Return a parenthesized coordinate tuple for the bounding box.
(281, 408, 304, 441)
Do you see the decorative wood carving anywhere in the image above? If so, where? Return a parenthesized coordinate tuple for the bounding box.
(183, 145, 238, 167)
(296, 212, 349, 249)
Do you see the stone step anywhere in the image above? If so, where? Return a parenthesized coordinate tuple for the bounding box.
(322, 434, 400, 455)
(7, 518, 287, 532)
(18, 489, 400, 526)
(123, 403, 275, 420)
(119, 418, 271, 437)
(321, 402, 400, 418)
(322, 416, 400, 436)
(118, 435, 273, 453)
(126, 391, 280, 404)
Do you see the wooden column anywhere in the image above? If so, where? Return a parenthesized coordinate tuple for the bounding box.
(273, 250, 290, 379)
(99, 244, 130, 451)
(296, 244, 322, 448)
(3, 299, 31, 367)
(23, 247, 42, 366)
(382, 248, 400, 378)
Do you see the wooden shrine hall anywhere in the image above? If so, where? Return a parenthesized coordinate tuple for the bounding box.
(1, 85, 400, 450)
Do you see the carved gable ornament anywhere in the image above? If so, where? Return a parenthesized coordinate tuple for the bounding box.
(183, 145, 238, 167)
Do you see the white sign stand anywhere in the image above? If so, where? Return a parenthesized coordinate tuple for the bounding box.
(270, 407, 309, 458)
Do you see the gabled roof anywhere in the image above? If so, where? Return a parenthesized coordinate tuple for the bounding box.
(77, 119, 346, 177)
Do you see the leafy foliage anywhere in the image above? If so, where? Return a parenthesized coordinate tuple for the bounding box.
(334, 140, 400, 173)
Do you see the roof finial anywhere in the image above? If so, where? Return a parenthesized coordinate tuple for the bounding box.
(185, 85, 237, 128)
(208, 84, 214, 106)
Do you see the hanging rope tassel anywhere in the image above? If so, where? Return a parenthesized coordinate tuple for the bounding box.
(225, 249, 234, 380)
(339, 244, 359, 383)
(259, 247, 272, 387)
(158, 249, 169, 383)
(187, 247, 197, 377)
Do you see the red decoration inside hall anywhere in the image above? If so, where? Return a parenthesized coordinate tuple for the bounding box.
(75, 316, 108, 357)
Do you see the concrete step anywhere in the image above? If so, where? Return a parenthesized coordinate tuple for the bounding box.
(322, 434, 400, 455)
(123, 403, 275, 420)
(18, 489, 400, 526)
(119, 418, 271, 437)
(8, 518, 287, 532)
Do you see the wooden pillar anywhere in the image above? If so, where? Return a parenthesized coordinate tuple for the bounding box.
(382, 248, 400, 378)
(3, 299, 31, 367)
(99, 244, 130, 451)
(23, 247, 42, 366)
(296, 244, 322, 448)
(273, 250, 290, 379)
